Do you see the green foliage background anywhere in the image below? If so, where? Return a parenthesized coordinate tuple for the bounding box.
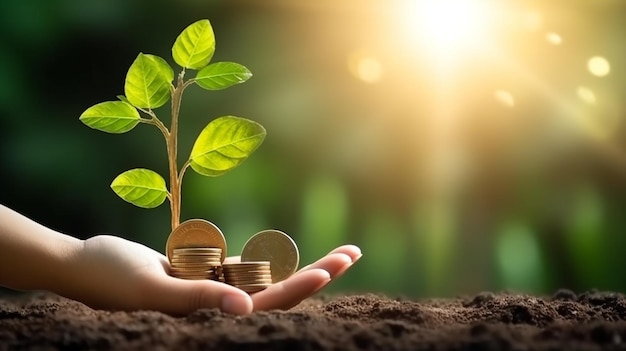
(1, 0, 625, 297)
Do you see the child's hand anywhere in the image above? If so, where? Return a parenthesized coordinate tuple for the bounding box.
(64, 235, 361, 315)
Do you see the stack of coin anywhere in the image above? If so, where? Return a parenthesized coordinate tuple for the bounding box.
(169, 247, 222, 280)
(222, 261, 272, 293)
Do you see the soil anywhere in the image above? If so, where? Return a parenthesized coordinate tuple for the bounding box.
(1, 290, 626, 350)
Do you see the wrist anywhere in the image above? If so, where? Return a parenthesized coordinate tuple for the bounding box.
(41, 235, 85, 296)
(0, 205, 86, 293)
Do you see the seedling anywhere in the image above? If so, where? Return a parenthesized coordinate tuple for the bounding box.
(79, 19, 266, 231)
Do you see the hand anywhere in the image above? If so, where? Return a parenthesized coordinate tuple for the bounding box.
(64, 235, 361, 315)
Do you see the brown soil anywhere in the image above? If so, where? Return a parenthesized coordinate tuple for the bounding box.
(1, 290, 626, 350)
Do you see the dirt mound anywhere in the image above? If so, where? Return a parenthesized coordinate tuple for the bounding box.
(1, 290, 625, 350)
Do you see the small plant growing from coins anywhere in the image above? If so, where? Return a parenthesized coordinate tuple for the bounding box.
(79, 19, 265, 231)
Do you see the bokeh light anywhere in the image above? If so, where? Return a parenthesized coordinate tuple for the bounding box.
(587, 56, 611, 77)
(545, 32, 563, 45)
(576, 86, 596, 104)
(494, 90, 516, 107)
(347, 51, 383, 84)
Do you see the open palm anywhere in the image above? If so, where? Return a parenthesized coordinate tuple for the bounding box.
(63, 235, 361, 315)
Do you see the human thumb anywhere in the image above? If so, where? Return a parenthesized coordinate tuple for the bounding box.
(145, 274, 253, 315)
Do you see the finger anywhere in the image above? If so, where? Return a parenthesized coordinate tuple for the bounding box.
(298, 253, 352, 279)
(144, 275, 253, 316)
(252, 268, 330, 311)
(327, 245, 362, 262)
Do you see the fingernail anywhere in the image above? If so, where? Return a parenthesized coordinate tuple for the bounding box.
(221, 293, 252, 315)
(352, 253, 363, 263)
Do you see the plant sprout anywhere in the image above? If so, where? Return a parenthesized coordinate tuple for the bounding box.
(79, 19, 266, 231)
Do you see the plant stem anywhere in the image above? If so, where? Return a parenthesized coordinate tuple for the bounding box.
(168, 71, 186, 231)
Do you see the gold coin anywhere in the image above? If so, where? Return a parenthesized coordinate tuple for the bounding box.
(171, 261, 221, 267)
(223, 261, 270, 266)
(171, 271, 213, 276)
(232, 283, 272, 292)
(171, 257, 220, 262)
(172, 267, 219, 272)
(223, 271, 271, 277)
(170, 270, 215, 276)
(223, 270, 271, 276)
(171, 257, 222, 263)
(223, 269, 271, 275)
(171, 256, 222, 261)
(165, 219, 227, 263)
(224, 273, 273, 279)
(170, 265, 213, 270)
(173, 247, 222, 253)
(222, 265, 270, 270)
(172, 273, 218, 279)
(224, 274, 272, 281)
(223, 268, 270, 273)
(241, 230, 299, 283)
(222, 262, 270, 269)
(172, 252, 222, 257)
(171, 265, 217, 270)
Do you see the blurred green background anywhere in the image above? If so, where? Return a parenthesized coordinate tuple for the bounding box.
(1, 0, 625, 298)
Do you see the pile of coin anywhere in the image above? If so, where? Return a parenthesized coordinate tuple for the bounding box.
(222, 261, 272, 293)
(165, 219, 300, 294)
(169, 248, 222, 280)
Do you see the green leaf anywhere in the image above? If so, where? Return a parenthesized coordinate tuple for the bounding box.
(189, 116, 266, 177)
(172, 19, 215, 70)
(116, 95, 131, 104)
(79, 101, 140, 134)
(124, 53, 174, 109)
(195, 62, 252, 90)
(110, 168, 168, 208)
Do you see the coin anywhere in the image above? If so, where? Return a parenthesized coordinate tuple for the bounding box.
(223, 270, 271, 275)
(172, 265, 220, 270)
(172, 258, 221, 265)
(222, 261, 272, 292)
(226, 271, 272, 276)
(222, 265, 271, 271)
(173, 269, 218, 275)
(223, 261, 270, 267)
(172, 252, 222, 257)
(223, 275, 272, 282)
(173, 248, 222, 253)
(241, 230, 299, 283)
(225, 278, 273, 284)
(168, 243, 223, 281)
(222, 262, 270, 269)
(234, 283, 272, 293)
(171, 255, 222, 260)
(165, 219, 227, 263)
(171, 258, 221, 265)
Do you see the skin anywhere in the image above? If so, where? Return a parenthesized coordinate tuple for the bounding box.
(0, 204, 362, 315)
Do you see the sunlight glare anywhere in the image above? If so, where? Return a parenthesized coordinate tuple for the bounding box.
(588, 56, 611, 77)
(398, 0, 492, 55)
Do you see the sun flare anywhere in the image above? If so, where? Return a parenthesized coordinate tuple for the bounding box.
(398, 0, 493, 56)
